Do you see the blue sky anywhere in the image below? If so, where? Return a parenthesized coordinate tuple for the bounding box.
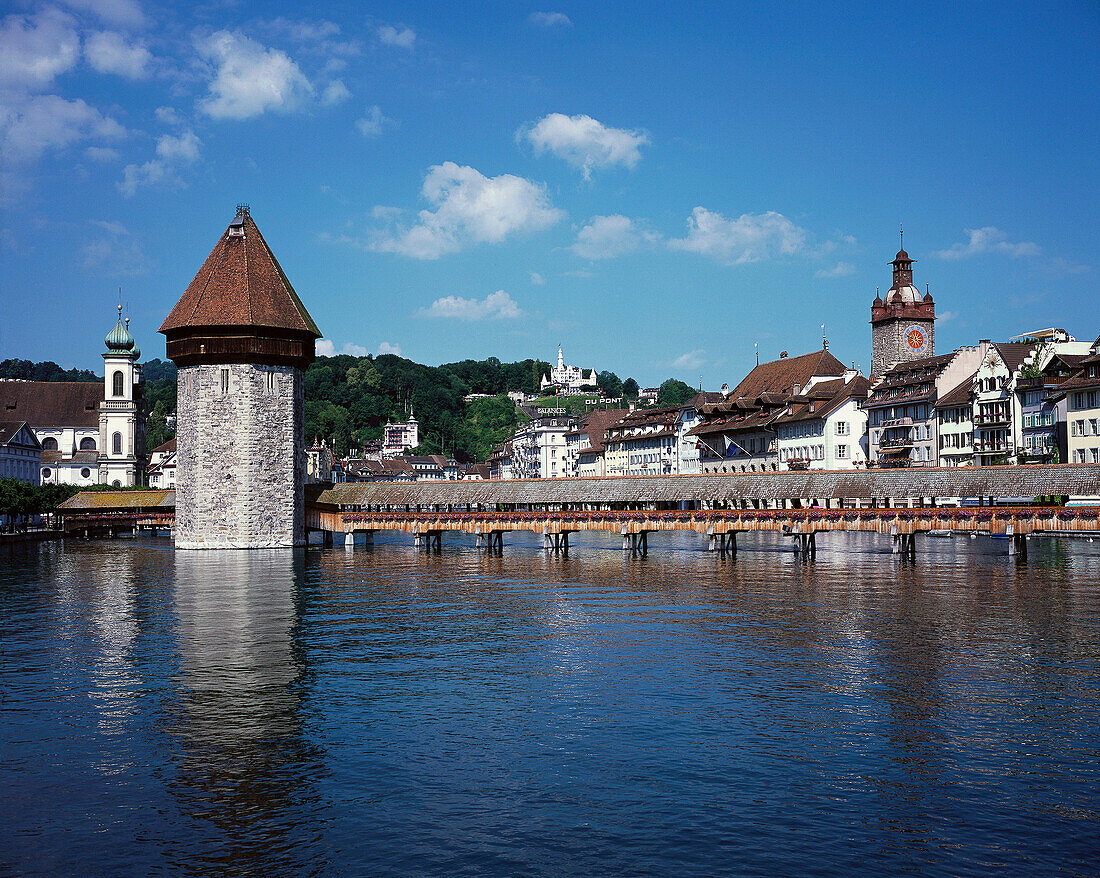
(2, 1, 1097, 386)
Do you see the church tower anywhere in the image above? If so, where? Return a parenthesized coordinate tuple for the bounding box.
(160, 206, 321, 549)
(100, 304, 145, 486)
(870, 240, 935, 377)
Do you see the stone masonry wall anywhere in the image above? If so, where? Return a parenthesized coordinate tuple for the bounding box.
(873, 318, 935, 377)
(175, 363, 304, 548)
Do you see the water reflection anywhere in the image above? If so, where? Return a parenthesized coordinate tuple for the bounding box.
(165, 549, 325, 875)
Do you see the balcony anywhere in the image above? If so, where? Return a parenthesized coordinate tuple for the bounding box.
(975, 441, 1009, 453)
(878, 437, 914, 450)
(880, 416, 913, 428)
(974, 412, 1009, 426)
(101, 400, 134, 411)
(940, 446, 972, 456)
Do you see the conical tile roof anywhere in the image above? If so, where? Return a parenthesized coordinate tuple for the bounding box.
(160, 208, 320, 337)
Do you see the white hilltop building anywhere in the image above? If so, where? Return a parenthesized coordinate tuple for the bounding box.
(541, 345, 597, 393)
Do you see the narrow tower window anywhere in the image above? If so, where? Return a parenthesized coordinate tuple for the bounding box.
(266, 370, 275, 393)
(221, 368, 230, 395)
(113, 370, 124, 397)
(112, 432, 122, 455)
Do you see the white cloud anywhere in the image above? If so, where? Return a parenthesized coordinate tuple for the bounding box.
(154, 106, 182, 126)
(667, 207, 807, 264)
(155, 128, 200, 162)
(356, 104, 392, 137)
(529, 12, 572, 27)
(321, 80, 350, 105)
(572, 214, 654, 259)
(671, 349, 706, 371)
(377, 341, 402, 355)
(2, 94, 125, 163)
(378, 24, 415, 49)
(933, 226, 1040, 260)
(82, 222, 149, 275)
(85, 30, 151, 78)
(59, 0, 145, 29)
(937, 310, 958, 322)
(85, 145, 119, 161)
(0, 8, 80, 91)
(528, 270, 545, 285)
(518, 113, 648, 179)
(118, 129, 200, 196)
(370, 162, 563, 259)
(196, 30, 313, 120)
(91, 219, 127, 234)
(419, 290, 524, 321)
(815, 261, 855, 278)
(317, 339, 375, 357)
(266, 18, 341, 42)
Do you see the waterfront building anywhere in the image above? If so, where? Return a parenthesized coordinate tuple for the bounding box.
(345, 457, 416, 482)
(970, 342, 1038, 465)
(870, 244, 936, 377)
(865, 344, 988, 467)
(0, 307, 146, 487)
(934, 380, 974, 467)
(540, 345, 597, 393)
(564, 409, 627, 478)
(676, 392, 724, 474)
(1015, 342, 1088, 464)
(0, 422, 42, 484)
(406, 454, 460, 480)
(774, 372, 869, 470)
(487, 441, 514, 480)
(146, 438, 177, 488)
(510, 413, 575, 479)
(382, 414, 419, 458)
(692, 346, 847, 473)
(460, 464, 490, 480)
(603, 407, 682, 477)
(1054, 336, 1100, 465)
(160, 206, 321, 548)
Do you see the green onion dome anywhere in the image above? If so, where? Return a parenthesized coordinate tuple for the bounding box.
(105, 305, 136, 353)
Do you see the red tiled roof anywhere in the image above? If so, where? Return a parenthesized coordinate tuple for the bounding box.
(0, 381, 101, 429)
(728, 348, 846, 400)
(159, 209, 320, 337)
(149, 438, 176, 455)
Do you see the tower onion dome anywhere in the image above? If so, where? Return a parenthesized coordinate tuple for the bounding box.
(159, 206, 321, 369)
(105, 304, 136, 353)
(885, 248, 921, 305)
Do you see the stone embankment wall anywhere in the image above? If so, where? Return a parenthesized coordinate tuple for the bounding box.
(175, 363, 304, 548)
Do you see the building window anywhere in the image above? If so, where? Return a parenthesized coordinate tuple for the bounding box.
(42, 468, 52, 479)
(112, 432, 122, 455)
(836, 444, 848, 459)
(80, 437, 96, 450)
(836, 422, 848, 435)
(266, 370, 275, 393)
(112, 370, 124, 397)
(80, 468, 91, 479)
(220, 368, 230, 394)
(42, 437, 58, 451)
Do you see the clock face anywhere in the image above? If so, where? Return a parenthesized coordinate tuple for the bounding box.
(905, 325, 928, 354)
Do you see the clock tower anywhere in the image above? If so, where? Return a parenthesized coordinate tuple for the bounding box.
(870, 241, 935, 377)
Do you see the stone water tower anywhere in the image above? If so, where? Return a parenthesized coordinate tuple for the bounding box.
(160, 206, 321, 548)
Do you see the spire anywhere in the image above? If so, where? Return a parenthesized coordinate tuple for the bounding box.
(105, 300, 136, 353)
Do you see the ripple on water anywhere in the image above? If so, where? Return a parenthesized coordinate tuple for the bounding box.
(1, 531, 1099, 875)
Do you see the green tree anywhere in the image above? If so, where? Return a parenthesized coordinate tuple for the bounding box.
(622, 378, 639, 399)
(657, 378, 695, 407)
(597, 371, 623, 397)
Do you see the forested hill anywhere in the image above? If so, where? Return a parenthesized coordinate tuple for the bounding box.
(0, 355, 700, 464)
(304, 354, 550, 462)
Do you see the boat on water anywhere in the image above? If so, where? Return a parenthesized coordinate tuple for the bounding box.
(928, 529, 953, 537)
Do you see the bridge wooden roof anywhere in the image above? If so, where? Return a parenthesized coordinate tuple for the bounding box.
(311, 464, 1100, 506)
(58, 490, 175, 511)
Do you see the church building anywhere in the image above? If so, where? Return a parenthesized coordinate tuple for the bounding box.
(0, 306, 146, 486)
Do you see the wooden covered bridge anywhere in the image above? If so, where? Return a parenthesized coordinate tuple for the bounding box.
(57, 464, 1100, 559)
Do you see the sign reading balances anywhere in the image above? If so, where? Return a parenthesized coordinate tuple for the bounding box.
(905, 325, 929, 356)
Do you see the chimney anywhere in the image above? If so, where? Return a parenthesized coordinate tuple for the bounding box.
(792, 383, 801, 395)
(780, 351, 788, 358)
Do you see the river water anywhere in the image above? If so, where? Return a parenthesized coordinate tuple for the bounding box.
(2, 531, 1099, 876)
